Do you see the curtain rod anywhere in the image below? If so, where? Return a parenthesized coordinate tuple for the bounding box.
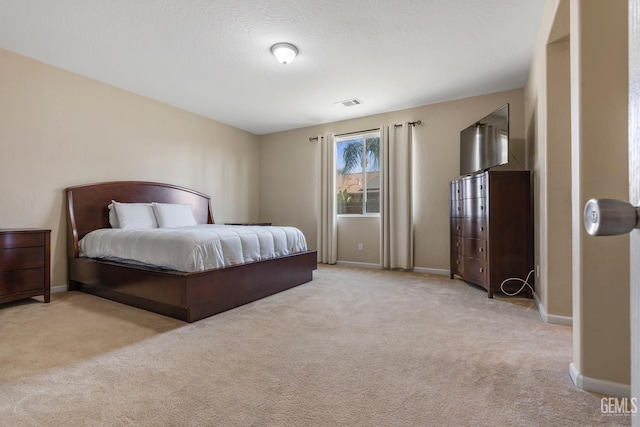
(308, 120, 421, 142)
(335, 127, 381, 138)
(395, 120, 422, 128)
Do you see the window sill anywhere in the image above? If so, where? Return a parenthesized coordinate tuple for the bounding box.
(337, 214, 380, 218)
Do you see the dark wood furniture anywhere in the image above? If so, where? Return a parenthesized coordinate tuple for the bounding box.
(0, 229, 51, 304)
(66, 181, 317, 322)
(450, 171, 533, 298)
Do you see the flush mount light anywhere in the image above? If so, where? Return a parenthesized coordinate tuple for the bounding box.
(271, 43, 298, 65)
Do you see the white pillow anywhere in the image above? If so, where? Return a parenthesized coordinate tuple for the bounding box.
(152, 203, 197, 228)
(107, 203, 120, 228)
(111, 201, 158, 229)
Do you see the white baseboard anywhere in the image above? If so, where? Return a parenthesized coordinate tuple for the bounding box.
(569, 362, 630, 398)
(51, 284, 68, 294)
(413, 267, 450, 276)
(534, 293, 573, 326)
(334, 262, 450, 276)
(546, 312, 573, 326)
(335, 261, 381, 269)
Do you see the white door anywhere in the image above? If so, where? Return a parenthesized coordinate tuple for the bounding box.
(631, 0, 640, 423)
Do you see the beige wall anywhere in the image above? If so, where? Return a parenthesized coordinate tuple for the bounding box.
(0, 49, 260, 289)
(337, 217, 380, 264)
(259, 88, 525, 270)
(525, 0, 630, 393)
(545, 37, 572, 317)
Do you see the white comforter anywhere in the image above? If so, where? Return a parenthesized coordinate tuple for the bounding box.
(79, 224, 308, 272)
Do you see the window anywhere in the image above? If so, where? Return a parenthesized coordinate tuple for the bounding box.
(336, 131, 380, 215)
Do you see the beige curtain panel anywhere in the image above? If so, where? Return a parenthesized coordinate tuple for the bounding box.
(380, 123, 414, 270)
(317, 133, 337, 264)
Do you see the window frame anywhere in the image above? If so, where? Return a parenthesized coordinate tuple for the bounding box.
(335, 130, 381, 217)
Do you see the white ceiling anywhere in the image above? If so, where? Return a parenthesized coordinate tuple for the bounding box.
(0, 0, 546, 135)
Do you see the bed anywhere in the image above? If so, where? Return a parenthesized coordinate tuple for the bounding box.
(66, 181, 317, 322)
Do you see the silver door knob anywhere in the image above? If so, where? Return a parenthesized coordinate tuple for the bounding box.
(584, 199, 640, 236)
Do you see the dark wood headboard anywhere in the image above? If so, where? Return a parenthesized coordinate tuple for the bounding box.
(66, 181, 214, 257)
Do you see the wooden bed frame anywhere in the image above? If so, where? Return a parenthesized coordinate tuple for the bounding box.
(66, 181, 317, 322)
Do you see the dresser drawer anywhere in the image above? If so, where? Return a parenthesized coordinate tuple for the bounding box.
(450, 217, 463, 235)
(0, 232, 44, 249)
(0, 247, 45, 271)
(0, 269, 44, 293)
(464, 257, 487, 286)
(464, 238, 487, 261)
(451, 235, 464, 255)
(464, 217, 487, 239)
(450, 181, 462, 200)
(451, 253, 464, 277)
(451, 199, 463, 217)
(462, 174, 486, 199)
(463, 197, 486, 217)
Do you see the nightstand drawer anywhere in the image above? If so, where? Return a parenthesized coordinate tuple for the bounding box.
(0, 247, 45, 271)
(0, 269, 45, 293)
(0, 233, 44, 249)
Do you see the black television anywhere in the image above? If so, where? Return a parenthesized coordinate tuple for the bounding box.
(459, 103, 509, 176)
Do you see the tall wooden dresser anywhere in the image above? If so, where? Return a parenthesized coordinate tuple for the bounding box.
(450, 171, 533, 298)
(0, 229, 51, 304)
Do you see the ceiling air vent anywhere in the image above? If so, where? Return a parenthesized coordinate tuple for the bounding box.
(334, 98, 363, 107)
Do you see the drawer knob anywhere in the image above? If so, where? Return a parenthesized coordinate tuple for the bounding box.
(480, 226, 484, 231)
(479, 247, 483, 253)
(456, 225, 461, 230)
(480, 267, 484, 273)
(456, 242, 460, 247)
(456, 260, 459, 265)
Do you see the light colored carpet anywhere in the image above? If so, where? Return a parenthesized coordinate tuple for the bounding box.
(0, 265, 630, 426)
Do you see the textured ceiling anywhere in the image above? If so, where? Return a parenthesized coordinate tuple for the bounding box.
(0, 0, 546, 135)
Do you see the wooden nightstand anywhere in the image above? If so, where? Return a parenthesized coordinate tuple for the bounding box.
(0, 229, 51, 304)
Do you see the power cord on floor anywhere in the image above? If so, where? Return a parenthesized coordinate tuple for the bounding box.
(500, 269, 535, 297)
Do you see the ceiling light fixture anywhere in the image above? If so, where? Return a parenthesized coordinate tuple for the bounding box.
(271, 43, 298, 65)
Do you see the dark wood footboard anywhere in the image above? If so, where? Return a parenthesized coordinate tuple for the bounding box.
(69, 251, 317, 322)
